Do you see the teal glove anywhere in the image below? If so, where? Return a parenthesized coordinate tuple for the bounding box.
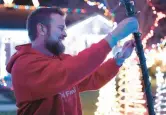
(114, 52, 125, 66)
(105, 17, 139, 48)
(114, 40, 135, 66)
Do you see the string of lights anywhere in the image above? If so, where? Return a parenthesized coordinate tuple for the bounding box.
(1, 0, 87, 14)
(84, 0, 115, 17)
(154, 67, 165, 114)
(0, 4, 87, 13)
(117, 64, 147, 114)
(95, 77, 121, 115)
(84, 0, 166, 49)
(142, 0, 166, 48)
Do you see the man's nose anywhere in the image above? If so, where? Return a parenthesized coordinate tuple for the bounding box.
(62, 31, 67, 37)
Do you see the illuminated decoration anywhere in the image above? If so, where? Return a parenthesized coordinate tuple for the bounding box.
(32, 0, 40, 8)
(144, 39, 166, 115)
(154, 67, 166, 115)
(3, 0, 14, 5)
(1, 0, 87, 14)
(145, 37, 166, 68)
(117, 62, 146, 115)
(117, 67, 127, 115)
(0, 4, 87, 14)
(142, 0, 166, 48)
(84, 0, 115, 17)
(0, 29, 30, 87)
(3, 0, 39, 8)
(95, 77, 121, 115)
(0, 38, 8, 79)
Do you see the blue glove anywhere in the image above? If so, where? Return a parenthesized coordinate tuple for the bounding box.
(105, 17, 139, 48)
(114, 40, 135, 66)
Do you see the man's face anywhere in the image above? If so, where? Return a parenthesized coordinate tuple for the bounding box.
(45, 13, 67, 55)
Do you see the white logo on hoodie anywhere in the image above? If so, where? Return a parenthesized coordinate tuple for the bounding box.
(59, 87, 76, 98)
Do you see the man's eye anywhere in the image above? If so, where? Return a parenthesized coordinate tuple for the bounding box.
(59, 27, 64, 31)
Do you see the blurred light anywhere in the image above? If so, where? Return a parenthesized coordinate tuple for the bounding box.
(150, 30, 154, 34)
(156, 66, 160, 72)
(96, 2, 100, 5)
(152, 44, 156, 48)
(84, 0, 115, 19)
(67, 8, 72, 13)
(81, 9, 86, 13)
(145, 49, 149, 53)
(87, 1, 95, 6)
(154, 23, 158, 27)
(149, 76, 152, 81)
(0, 4, 86, 14)
(32, 0, 40, 8)
(143, 0, 166, 48)
(112, 13, 115, 17)
(13, 4, 18, 9)
(103, 6, 106, 10)
(62, 8, 68, 12)
(24, 5, 30, 10)
(77, 9, 81, 13)
(153, 11, 157, 14)
(98, 3, 104, 9)
(30, 6, 36, 10)
(19, 5, 25, 10)
(3, 0, 13, 5)
(152, 6, 155, 10)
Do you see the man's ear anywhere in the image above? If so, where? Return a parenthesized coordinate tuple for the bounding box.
(37, 23, 47, 36)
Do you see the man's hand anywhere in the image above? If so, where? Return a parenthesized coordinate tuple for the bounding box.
(115, 39, 135, 66)
(105, 17, 139, 48)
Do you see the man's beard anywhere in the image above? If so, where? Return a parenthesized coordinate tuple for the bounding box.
(45, 37, 65, 56)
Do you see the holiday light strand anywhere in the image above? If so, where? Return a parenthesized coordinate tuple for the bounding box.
(0, 4, 87, 14)
(84, 0, 115, 17)
(145, 39, 166, 114)
(2, 0, 87, 13)
(95, 77, 121, 115)
(117, 64, 147, 114)
(154, 67, 166, 115)
(142, 0, 166, 48)
(3, 0, 39, 8)
(3, 0, 14, 5)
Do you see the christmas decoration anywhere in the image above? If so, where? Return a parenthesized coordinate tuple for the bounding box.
(117, 63, 146, 115)
(95, 77, 121, 115)
(84, 0, 115, 17)
(0, 3, 87, 14)
(143, 0, 166, 48)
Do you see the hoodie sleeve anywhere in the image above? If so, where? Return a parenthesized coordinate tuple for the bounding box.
(11, 39, 111, 101)
(78, 58, 120, 92)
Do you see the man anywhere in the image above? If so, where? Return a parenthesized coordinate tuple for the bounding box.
(6, 8, 138, 115)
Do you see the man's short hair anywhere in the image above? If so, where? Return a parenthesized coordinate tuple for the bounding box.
(27, 7, 65, 41)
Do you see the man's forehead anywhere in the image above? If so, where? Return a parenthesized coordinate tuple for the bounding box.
(50, 13, 65, 23)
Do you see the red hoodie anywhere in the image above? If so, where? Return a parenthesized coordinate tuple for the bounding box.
(6, 39, 120, 115)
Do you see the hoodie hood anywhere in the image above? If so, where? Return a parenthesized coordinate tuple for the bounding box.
(6, 44, 38, 73)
